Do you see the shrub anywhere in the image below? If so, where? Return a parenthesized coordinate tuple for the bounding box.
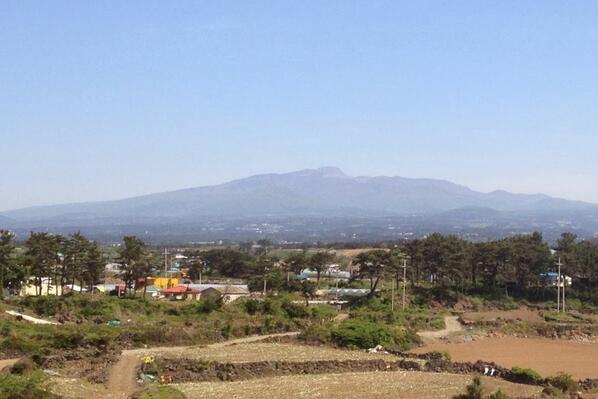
(0, 372, 60, 399)
(132, 384, 188, 399)
(486, 391, 512, 399)
(453, 376, 484, 399)
(281, 301, 308, 319)
(299, 323, 333, 344)
(546, 372, 578, 393)
(509, 366, 542, 385)
(331, 319, 394, 349)
(243, 299, 263, 315)
(9, 359, 36, 375)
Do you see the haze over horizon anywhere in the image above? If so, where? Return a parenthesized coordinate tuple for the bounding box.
(2, 1, 598, 210)
(2, 166, 598, 213)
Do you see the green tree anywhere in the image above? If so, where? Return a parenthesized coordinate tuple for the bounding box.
(118, 236, 149, 297)
(353, 249, 393, 299)
(0, 230, 15, 299)
(309, 251, 335, 283)
(24, 232, 62, 296)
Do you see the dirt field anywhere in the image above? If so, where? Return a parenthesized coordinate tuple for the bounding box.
(414, 336, 598, 379)
(174, 371, 542, 399)
(333, 248, 379, 258)
(460, 308, 544, 324)
(156, 342, 401, 363)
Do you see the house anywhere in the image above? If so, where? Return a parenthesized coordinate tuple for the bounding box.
(20, 278, 64, 296)
(316, 288, 370, 299)
(200, 286, 250, 303)
(299, 268, 351, 281)
(147, 277, 179, 290)
(541, 272, 572, 287)
(161, 285, 200, 301)
(104, 263, 121, 273)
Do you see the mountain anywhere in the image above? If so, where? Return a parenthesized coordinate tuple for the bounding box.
(2, 167, 595, 220)
(2, 167, 597, 242)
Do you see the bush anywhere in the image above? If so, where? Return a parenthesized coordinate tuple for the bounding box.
(546, 372, 578, 393)
(281, 301, 308, 319)
(0, 372, 60, 399)
(242, 299, 263, 315)
(486, 391, 511, 399)
(9, 359, 36, 375)
(332, 319, 394, 349)
(132, 384, 188, 399)
(453, 376, 484, 399)
(299, 323, 333, 344)
(509, 366, 542, 384)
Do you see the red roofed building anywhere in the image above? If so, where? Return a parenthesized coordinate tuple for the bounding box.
(161, 285, 200, 301)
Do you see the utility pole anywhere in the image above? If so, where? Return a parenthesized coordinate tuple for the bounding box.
(263, 278, 267, 296)
(263, 267, 269, 296)
(556, 257, 562, 313)
(391, 275, 395, 312)
(164, 248, 169, 278)
(562, 269, 566, 313)
(402, 259, 407, 311)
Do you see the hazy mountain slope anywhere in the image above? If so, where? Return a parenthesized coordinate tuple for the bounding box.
(2, 167, 596, 222)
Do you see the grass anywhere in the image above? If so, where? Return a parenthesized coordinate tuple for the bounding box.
(0, 294, 340, 358)
(0, 369, 61, 399)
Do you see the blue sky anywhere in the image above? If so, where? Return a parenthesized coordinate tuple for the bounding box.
(1, 1, 597, 211)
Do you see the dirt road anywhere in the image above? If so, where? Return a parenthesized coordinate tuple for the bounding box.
(105, 332, 300, 398)
(418, 316, 463, 344)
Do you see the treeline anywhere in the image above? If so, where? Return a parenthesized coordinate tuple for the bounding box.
(1, 229, 597, 300)
(402, 232, 598, 294)
(0, 231, 153, 297)
(0, 231, 104, 297)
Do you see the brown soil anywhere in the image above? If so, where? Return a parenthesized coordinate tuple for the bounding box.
(0, 358, 19, 372)
(333, 248, 379, 258)
(414, 336, 598, 379)
(174, 371, 543, 399)
(152, 358, 423, 383)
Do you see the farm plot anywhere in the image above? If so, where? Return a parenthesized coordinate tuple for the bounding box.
(414, 336, 598, 379)
(154, 342, 401, 363)
(175, 371, 543, 399)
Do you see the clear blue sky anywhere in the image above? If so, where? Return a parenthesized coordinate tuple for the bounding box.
(1, 1, 597, 211)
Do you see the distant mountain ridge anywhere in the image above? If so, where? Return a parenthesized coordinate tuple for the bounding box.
(2, 167, 596, 223)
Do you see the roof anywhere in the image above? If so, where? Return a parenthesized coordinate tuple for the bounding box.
(162, 286, 200, 294)
(202, 286, 250, 295)
(187, 284, 249, 293)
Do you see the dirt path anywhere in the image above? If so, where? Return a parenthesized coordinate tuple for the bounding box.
(5, 310, 59, 325)
(418, 316, 463, 344)
(105, 332, 300, 398)
(0, 358, 19, 371)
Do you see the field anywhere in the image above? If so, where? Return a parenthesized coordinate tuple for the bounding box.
(148, 342, 403, 363)
(174, 371, 543, 399)
(413, 336, 598, 380)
